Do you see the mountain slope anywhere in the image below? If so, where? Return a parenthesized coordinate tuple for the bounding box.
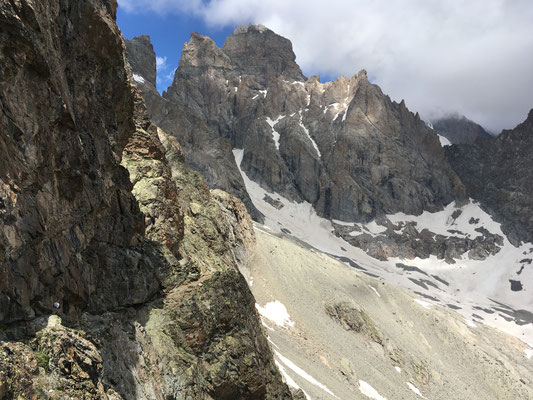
(246, 228, 533, 399)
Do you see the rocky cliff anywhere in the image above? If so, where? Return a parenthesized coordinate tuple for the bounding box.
(446, 109, 533, 244)
(127, 25, 465, 224)
(0, 1, 292, 399)
(432, 114, 493, 144)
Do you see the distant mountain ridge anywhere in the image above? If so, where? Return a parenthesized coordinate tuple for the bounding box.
(445, 109, 533, 244)
(432, 113, 493, 144)
(127, 24, 465, 224)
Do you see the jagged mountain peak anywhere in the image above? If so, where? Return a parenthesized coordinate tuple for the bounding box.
(126, 34, 157, 87)
(179, 31, 232, 69)
(222, 24, 305, 84)
(232, 23, 272, 35)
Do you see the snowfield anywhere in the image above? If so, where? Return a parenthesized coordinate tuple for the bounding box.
(233, 148, 533, 345)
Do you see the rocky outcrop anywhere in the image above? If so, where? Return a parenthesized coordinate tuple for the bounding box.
(0, 1, 292, 399)
(325, 302, 383, 344)
(334, 218, 504, 263)
(128, 25, 465, 224)
(432, 114, 493, 144)
(0, 315, 118, 399)
(445, 109, 533, 244)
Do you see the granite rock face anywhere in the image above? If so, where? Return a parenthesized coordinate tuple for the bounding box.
(445, 109, 533, 244)
(432, 114, 493, 144)
(127, 25, 465, 224)
(0, 2, 292, 399)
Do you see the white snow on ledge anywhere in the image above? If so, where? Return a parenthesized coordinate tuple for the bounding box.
(299, 112, 321, 157)
(438, 134, 452, 147)
(266, 116, 284, 150)
(132, 74, 145, 84)
(256, 300, 294, 328)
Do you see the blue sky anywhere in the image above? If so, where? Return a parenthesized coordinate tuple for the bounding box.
(117, 8, 236, 92)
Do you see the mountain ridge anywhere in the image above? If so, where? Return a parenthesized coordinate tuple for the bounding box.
(127, 26, 466, 225)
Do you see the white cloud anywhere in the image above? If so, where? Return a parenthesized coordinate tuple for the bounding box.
(156, 56, 167, 69)
(118, 0, 533, 132)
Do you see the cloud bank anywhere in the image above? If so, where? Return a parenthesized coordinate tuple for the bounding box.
(118, 0, 533, 132)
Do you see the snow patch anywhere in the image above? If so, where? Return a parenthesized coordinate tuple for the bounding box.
(414, 299, 432, 310)
(256, 301, 294, 328)
(132, 74, 145, 84)
(387, 201, 505, 239)
(275, 351, 338, 398)
(394, 366, 402, 374)
(275, 361, 312, 399)
(369, 285, 381, 298)
(524, 349, 533, 360)
(299, 112, 321, 157)
(358, 380, 387, 400)
(438, 134, 452, 146)
(407, 382, 425, 398)
(331, 219, 355, 227)
(465, 319, 477, 328)
(266, 116, 284, 150)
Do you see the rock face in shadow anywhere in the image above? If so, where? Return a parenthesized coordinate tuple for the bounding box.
(0, 0, 165, 324)
(432, 114, 493, 144)
(445, 110, 533, 244)
(0, 2, 292, 399)
(127, 25, 465, 224)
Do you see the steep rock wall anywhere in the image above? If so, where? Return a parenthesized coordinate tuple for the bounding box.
(0, 1, 293, 399)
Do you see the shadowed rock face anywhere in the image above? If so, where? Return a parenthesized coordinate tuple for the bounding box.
(445, 109, 533, 244)
(432, 114, 493, 144)
(0, 0, 165, 323)
(0, 2, 293, 399)
(127, 25, 465, 224)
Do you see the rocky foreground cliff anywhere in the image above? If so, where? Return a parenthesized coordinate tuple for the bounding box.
(0, 1, 293, 398)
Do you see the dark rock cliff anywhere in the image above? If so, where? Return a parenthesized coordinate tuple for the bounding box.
(128, 25, 465, 224)
(0, 0, 161, 324)
(0, 1, 292, 399)
(445, 109, 533, 244)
